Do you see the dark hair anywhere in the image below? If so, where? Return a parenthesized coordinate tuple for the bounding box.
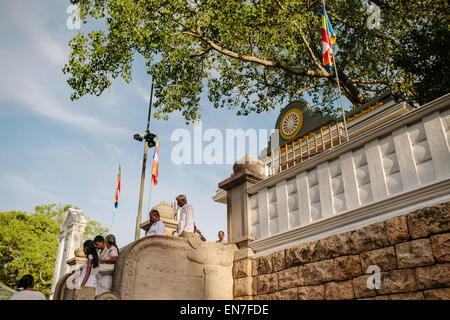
(107, 240, 120, 255)
(150, 210, 160, 218)
(93, 235, 104, 243)
(18, 274, 34, 289)
(105, 234, 119, 255)
(83, 240, 99, 268)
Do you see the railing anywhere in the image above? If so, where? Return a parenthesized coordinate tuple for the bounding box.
(268, 101, 386, 176)
(247, 95, 450, 256)
(269, 122, 347, 175)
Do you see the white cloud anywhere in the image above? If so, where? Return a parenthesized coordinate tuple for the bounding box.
(0, 172, 56, 212)
(0, 2, 131, 135)
(130, 80, 151, 103)
(0, 66, 128, 135)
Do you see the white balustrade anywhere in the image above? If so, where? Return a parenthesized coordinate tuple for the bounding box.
(248, 96, 450, 256)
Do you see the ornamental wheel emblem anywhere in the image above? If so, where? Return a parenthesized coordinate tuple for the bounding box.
(280, 109, 303, 140)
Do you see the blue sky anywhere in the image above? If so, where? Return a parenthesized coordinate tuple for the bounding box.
(0, 1, 351, 247)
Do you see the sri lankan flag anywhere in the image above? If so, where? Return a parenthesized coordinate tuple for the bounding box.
(114, 166, 121, 208)
(151, 139, 159, 186)
(322, 4, 336, 73)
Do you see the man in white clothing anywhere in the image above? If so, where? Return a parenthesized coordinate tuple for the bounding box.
(9, 275, 46, 300)
(145, 210, 166, 236)
(175, 194, 194, 237)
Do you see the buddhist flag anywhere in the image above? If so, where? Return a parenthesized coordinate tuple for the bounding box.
(322, 3, 336, 73)
(151, 139, 159, 186)
(114, 166, 121, 209)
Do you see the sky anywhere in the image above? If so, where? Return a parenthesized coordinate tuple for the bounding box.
(0, 1, 351, 247)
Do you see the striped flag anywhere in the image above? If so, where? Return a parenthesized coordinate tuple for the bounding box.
(114, 165, 121, 208)
(151, 139, 159, 186)
(322, 3, 336, 73)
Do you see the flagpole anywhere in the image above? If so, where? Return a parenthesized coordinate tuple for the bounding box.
(323, 1, 349, 141)
(330, 49, 349, 141)
(147, 137, 158, 216)
(135, 77, 155, 241)
(147, 178, 153, 218)
(111, 208, 116, 233)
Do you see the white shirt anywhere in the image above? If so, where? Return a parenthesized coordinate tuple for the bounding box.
(177, 203, 194, 236)
(146, 220, 166, 236)
(9, 290, 46, 300)
(98, 247, 108, 260)
(78, 254, 99, 288)
(104, 246, 119, 260)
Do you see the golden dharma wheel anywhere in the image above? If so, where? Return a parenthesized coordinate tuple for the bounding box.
(279, 109, 303, 140)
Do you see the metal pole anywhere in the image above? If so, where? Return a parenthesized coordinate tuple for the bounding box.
(135, 77, 155, 241)
(331, 53, 349, 141)
(323, 1, 349, 141)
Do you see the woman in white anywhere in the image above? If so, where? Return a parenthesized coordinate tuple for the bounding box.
(78, 240, 99, 289)
(96, 234, 119, 296)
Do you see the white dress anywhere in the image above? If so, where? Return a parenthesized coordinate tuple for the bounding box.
(78, 254, 98, 288)
(96, 247, 118, 296)
(98, 247, 107, 260)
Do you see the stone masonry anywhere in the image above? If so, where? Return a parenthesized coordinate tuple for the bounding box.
(232, 202, 450, 300)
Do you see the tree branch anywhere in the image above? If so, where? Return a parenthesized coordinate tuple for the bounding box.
(349, 79, 390, 84)
(262, 68, 329, 95)
(330, 12, 402, 49)
(188, 47, 211, 58)
(274, 0, 325, 72)
(183, 31, 327, 77)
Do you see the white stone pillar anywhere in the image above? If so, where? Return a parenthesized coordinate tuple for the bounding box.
(50, 208, 87, 300)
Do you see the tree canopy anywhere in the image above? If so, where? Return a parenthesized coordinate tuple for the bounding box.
(0, 204, 108, 298)
(63, 0, 449, 122)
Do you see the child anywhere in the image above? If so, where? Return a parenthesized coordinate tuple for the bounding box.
(78, 240, 99, 289)
(96, 234, 119, 296)
(94, 235, 107, 260)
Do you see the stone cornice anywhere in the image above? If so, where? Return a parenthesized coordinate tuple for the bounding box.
(219, 170, 266, 191)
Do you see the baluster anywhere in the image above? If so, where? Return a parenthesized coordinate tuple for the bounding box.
(300, 138, 303, 162)
(329, 125, 334, 148)
(337, 123, 342, 144)
(320, 126, 325, 150)
(313, 133, 318, 153)
(292, 141, 296, 165)
(285, 144, 289, 169)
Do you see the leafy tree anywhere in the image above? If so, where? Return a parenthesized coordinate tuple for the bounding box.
(34, 203, 109, 239)
(84, 220, 109, 239)
(0, 204, 109, 298)
(35, 204, 73, 226)
(0, 211, 59, 297)
(63, 0, 449, 122)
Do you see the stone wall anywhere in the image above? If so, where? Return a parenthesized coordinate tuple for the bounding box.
(233, 202, 450, 300)
(113, 233, 237, 300)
